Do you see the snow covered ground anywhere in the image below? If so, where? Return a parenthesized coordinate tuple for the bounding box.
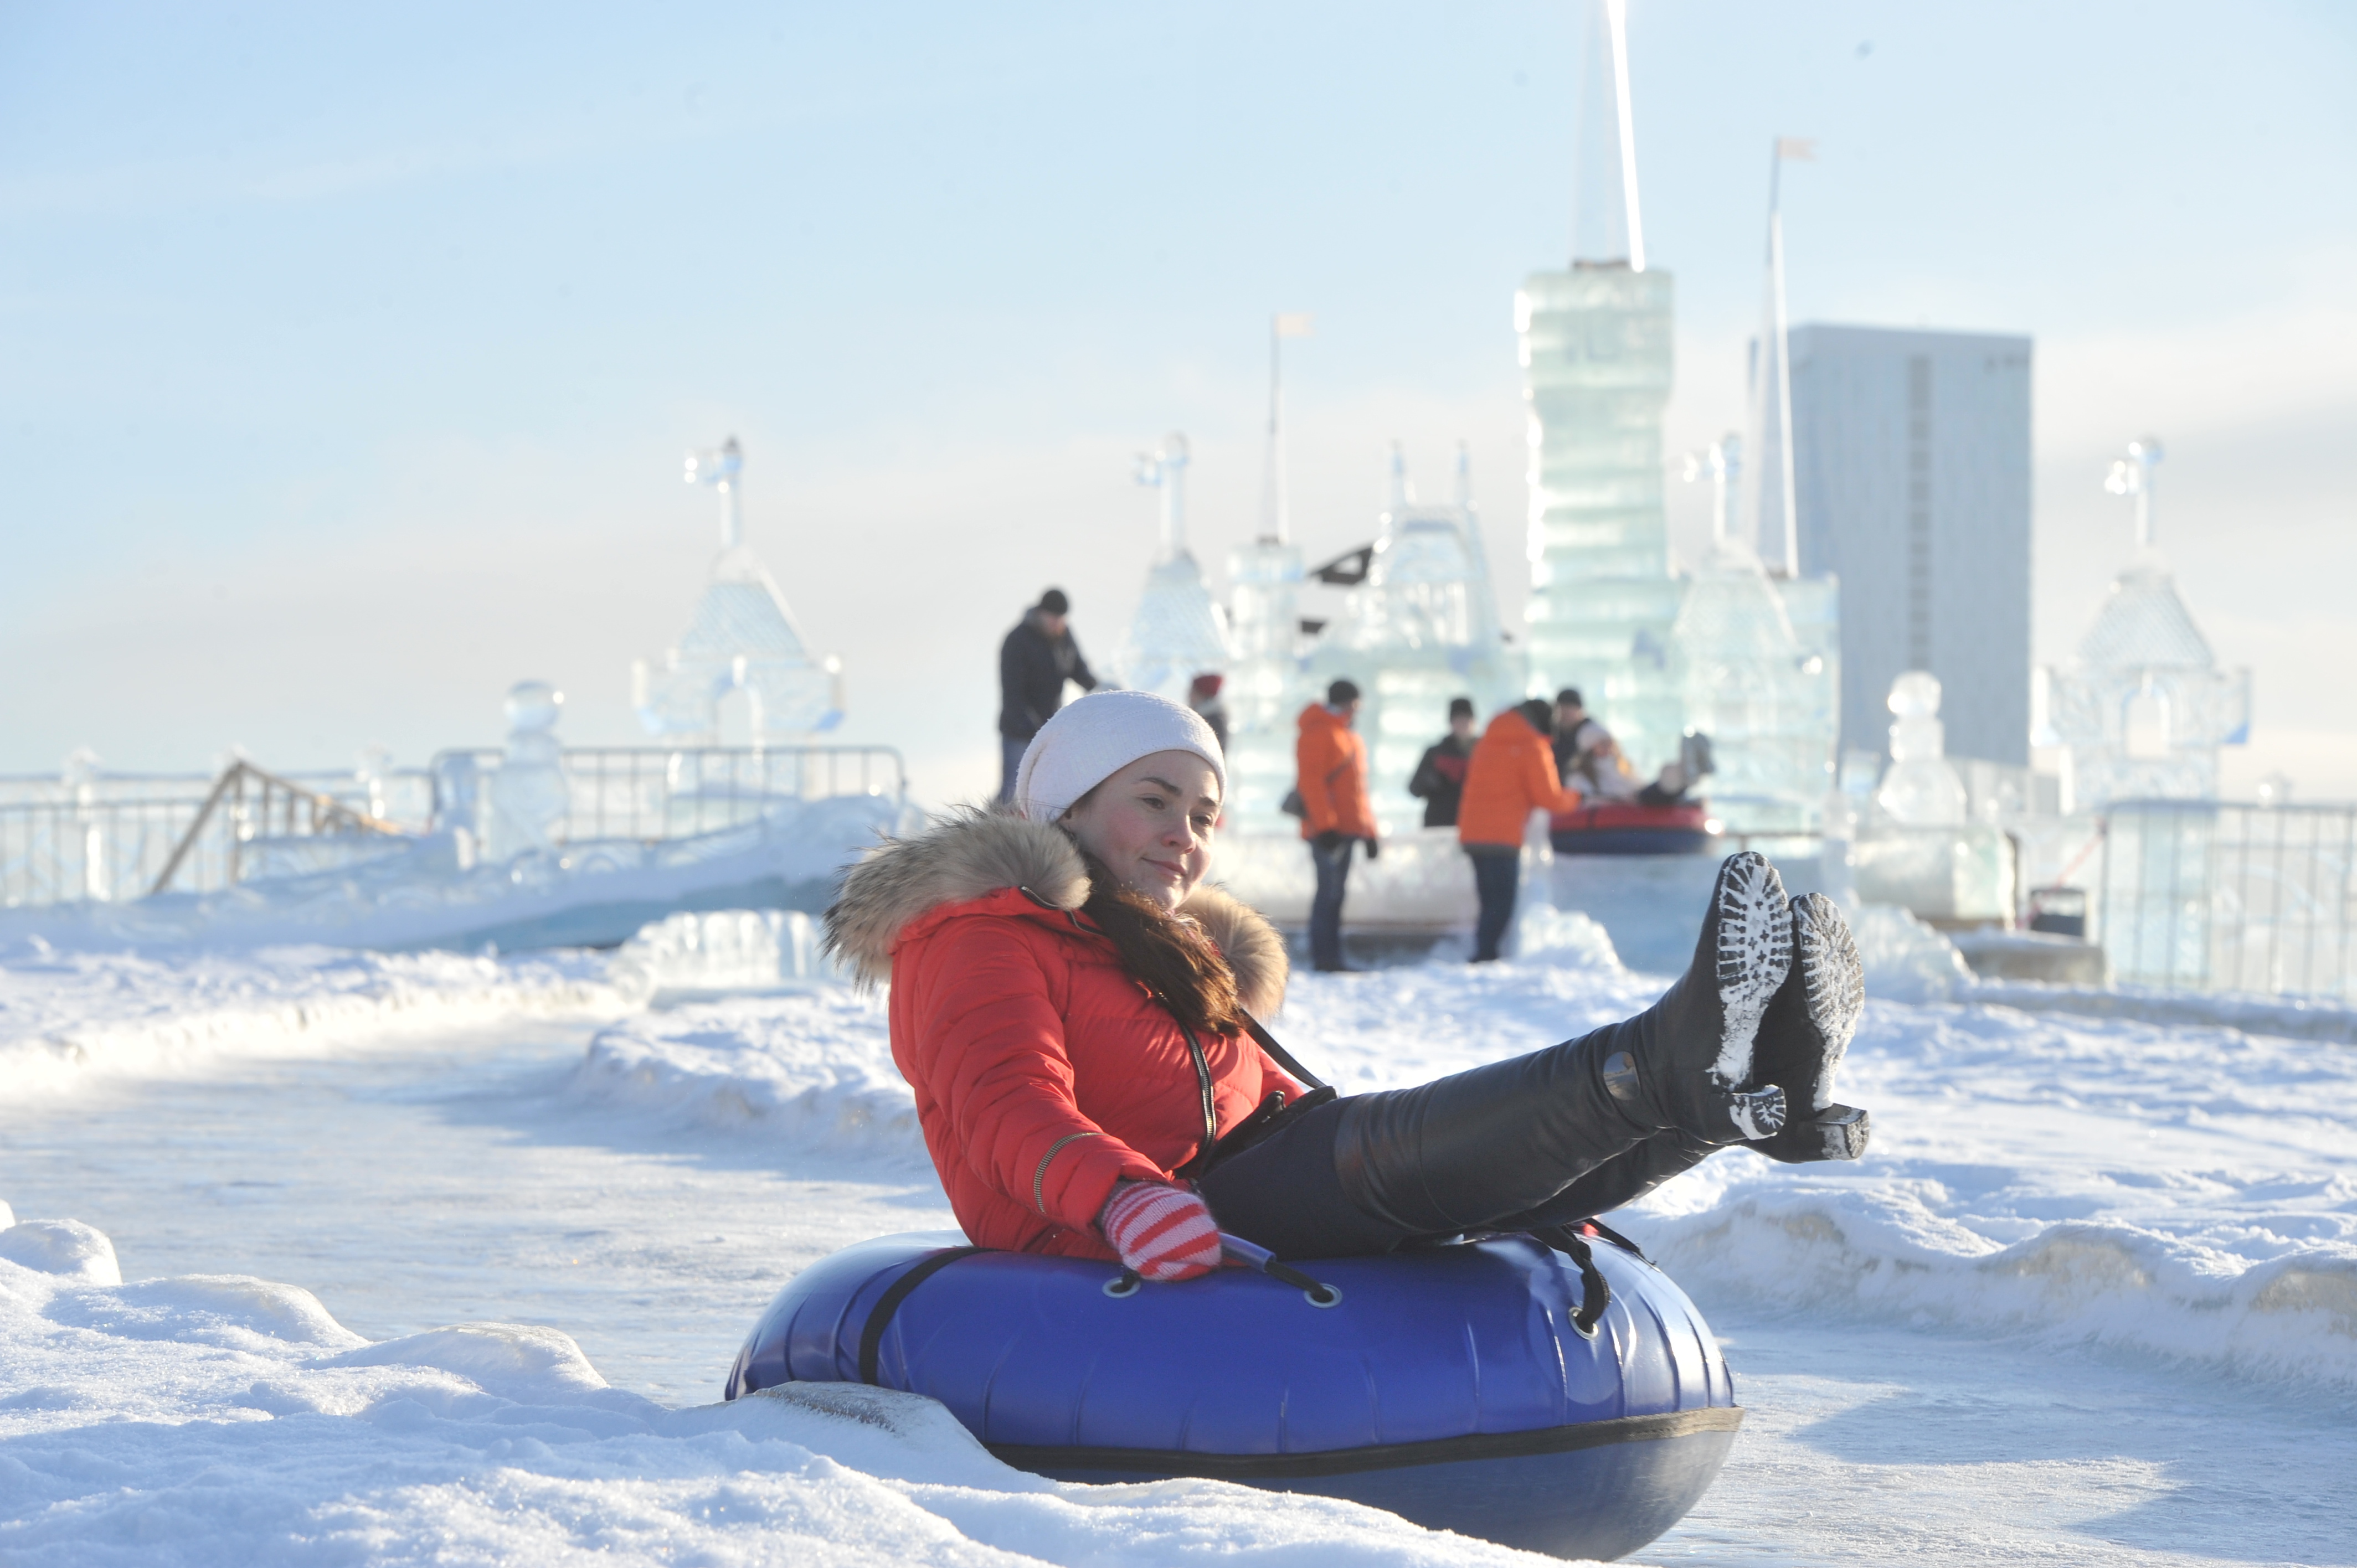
(3, 917, 2353, 1565)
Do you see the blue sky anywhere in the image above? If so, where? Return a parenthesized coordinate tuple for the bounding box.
(4, 1, 2353, 801)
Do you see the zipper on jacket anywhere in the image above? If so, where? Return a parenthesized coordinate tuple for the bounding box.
(1033, 1130, 1102, 1215)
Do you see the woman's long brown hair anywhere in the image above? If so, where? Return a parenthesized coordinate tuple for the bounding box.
(1073, 847, 1243, 1036)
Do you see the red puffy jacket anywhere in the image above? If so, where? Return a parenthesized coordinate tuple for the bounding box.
(826, 807, 1296, 1259)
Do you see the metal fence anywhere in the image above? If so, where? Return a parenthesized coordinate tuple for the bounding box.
(430, 745, 905, 843)
(0, 797, 213, 906)
(2099, 800, 2357, 999)
(2, 745, 907, 909)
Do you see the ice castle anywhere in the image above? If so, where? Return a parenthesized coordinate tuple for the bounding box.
(1116, 432, 1232, 702)
(1300, 445, 1523, 819)
(633, 437, 845, 746)
(2037, 439, 2248, 810)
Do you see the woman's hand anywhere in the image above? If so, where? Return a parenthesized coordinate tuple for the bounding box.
(1098, 1181, 1223, 1282)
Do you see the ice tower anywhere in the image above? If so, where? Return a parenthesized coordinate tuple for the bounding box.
(1116, 432, 1232, 702)
(1304, 444, 1522, 825)
(1223, 316, 1315, 824)
(1517, 0, 1684, 775)
(634, 437, 845, 745)
(1675, 138, 1843, 829)
(2037, 439, 2249, 809)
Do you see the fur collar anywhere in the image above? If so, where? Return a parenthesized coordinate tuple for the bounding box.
(824, 804, 1288, 1017)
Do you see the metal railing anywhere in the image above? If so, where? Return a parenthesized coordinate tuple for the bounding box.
(1, 745, 909, 909)
(2099, 800, 2357, 999)
(2, 796, 213, 906)
(151, 762, 402, 894)
(429, 744, 905, 844)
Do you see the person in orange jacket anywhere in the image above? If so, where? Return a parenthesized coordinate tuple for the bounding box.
(1458, 698, 1586, 962)
(1295, 679, 1378, 972)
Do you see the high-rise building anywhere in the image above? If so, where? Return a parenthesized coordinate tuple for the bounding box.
(1787, 324, 2033, 765)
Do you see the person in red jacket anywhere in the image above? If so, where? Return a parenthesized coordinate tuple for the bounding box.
(825, 689, 1871, 1286)
(1458, 698, 1587, 962)
(1295, 679, 1378, 972)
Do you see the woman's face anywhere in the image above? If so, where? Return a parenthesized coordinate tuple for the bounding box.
(1059, 750, 1221, 912)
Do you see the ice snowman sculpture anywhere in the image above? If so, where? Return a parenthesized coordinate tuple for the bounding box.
(1852, 671, 2014, 921)
(1875, 672, 1968, 826)
(487, 680, 569, 864)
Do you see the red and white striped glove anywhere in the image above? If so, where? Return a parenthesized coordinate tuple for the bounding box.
(1099, 1182, 1224, 1282)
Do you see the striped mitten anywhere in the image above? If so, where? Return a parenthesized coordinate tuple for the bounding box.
(1099, 1182, 1223, 1282)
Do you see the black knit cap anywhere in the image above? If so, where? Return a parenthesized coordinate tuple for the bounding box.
(1327, 678, 1362, 705)
(1448, 697, 1475, 720)
(1038, 588, 1071, 615)
(1520, 698, 1557, 734)
(1555, 687, 1584, 708)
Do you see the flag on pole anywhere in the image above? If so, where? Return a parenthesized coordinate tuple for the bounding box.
(1273, 312, 1314, 338)
(1776, 137, 1817, 161)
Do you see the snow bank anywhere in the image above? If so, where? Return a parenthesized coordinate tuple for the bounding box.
(0, 939, 619, 1100)
(1967, 978, 2357, 1043)
(1617, 992, 2357, 1391)
(608, 908, 847, 1004)
(1252, 960, 2357, 1392)
(0, 1209, 1547, 1567)
(565, 992, 923, 1163)
(1850, 904, 1974, 1003)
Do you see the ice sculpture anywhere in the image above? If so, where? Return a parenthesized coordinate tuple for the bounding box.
(1876, 672, 1967, 826)
(2036, 438, 2248, 810)
(1298, 444, 1524, 829)
(1116, 433, 1231, 702)
(1854, 672, 2014, 922)
(1517, 0, 1686, 777)
(487, 680, 569, 863)
(634, 437, 844, 746)
(1669, 435, 1836, 831)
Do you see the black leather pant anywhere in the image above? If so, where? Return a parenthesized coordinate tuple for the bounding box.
(1199, 1029, 1713, 1261)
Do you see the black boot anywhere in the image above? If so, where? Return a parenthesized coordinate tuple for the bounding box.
(1748, 892, 1871, 1163)
(1326, 854, 1791, 1237)
(1595, 850, 1794, 1145)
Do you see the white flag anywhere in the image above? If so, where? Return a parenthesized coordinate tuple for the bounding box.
(1776, 137, 1817, 161)
(1273, 312, 1314, 338)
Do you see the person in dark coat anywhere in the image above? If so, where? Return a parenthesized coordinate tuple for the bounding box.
(998, 588, 1099, 801)
(1406, 696, 1478, 828)
(1187, 672, 1229, 757)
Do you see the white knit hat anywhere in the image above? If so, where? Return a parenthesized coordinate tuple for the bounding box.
(1013, 690, 1227, 823)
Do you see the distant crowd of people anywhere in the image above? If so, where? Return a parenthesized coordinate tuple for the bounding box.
(994, 586, 1704, 970)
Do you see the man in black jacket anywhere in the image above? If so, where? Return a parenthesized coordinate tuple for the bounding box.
(1407, 696, 1478, 827)
(998, 588, 1100, 800)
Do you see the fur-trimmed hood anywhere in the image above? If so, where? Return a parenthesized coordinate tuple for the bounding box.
(825, 804, 1287, 1017)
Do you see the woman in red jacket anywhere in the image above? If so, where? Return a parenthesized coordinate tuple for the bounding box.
(827, 690, 1869, 1283)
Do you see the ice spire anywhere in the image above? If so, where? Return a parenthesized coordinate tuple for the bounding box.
(1259, 313, 1313, 544)
(685, 436, 745, 548)
(2105, 436, 2164, 551)
(1135, 433, 1191, 560)
(1569, 0, 1646, 270)
(1744, 139, 1811, 576)
(1682, 433, 1742, 550)
(1385, 440, 1410, 513)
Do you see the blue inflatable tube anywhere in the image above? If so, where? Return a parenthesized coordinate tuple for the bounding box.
(726, 1231, 1741, 1560)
